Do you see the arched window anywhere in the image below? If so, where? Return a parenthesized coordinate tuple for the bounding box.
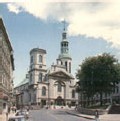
(39, 55, 42, 63)
(38, 73, 42, 82)
(31, 56, 33, 63)
(42, 86, 46, 96)
(30, 74, 32, 82)
(72, 90, 75, 98)
(69, 62, 71, 73)
(65, 61, 67, 71)
(58, 83, 62, 92)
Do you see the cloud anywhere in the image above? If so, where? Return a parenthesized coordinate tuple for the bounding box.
(6, 1, 120, 48)
(7, 3, 21, 14)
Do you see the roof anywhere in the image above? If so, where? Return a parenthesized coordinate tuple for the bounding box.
(15, 77, 29, 88)
(0, 17, 13, 51)
(49, 69, 74, 79)
(0, 17, 15, 70)
(30, 48, 46, 54)
(58, 53, 72, 60)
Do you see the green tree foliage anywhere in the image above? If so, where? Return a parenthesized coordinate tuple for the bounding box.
(76, 53, 120, 106)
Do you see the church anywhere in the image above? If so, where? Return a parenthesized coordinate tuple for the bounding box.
(14, 24, 78, 108)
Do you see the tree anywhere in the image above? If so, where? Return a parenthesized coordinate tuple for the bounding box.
(76, 53, 120, 106)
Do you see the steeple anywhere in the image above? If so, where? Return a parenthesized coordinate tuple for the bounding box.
(57, 20, 72, 73)
(62, 19, 67, 40)
(60, 20, 71, 57)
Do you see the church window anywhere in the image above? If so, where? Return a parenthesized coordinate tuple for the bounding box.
(66, 43, 68, 47)
(65, 61, 67, 71)
(39, 55, 42, 63)
(30, 74, 32, 82)
(69, 62, 71, 73)
(72, 90, 75, 98)
(61, 43, 64, 47)
(38, 73, 42, 82)
(44, 74, 48, 82)
(58, 83, 62, 92)
(31, 56, 33, 63)
(42, 86, 46, 96)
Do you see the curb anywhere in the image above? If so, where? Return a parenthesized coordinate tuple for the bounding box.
(66, 111, 95, 120)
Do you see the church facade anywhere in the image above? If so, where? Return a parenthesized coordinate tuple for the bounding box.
(15, 26, 78, 108)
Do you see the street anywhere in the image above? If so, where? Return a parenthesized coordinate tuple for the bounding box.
(28, 109, 95, 121)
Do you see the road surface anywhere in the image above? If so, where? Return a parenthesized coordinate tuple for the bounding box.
(29, 109, 95, 121)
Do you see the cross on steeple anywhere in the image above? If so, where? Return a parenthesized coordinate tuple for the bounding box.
(62, 19, 66, 31)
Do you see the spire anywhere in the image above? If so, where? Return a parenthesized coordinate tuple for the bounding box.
(57, 20, 72, 73)
(63, 19, 66, 31)
(62, 19, 67, 40)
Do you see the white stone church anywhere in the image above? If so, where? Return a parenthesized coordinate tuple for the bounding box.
(14, 26, 78, 108)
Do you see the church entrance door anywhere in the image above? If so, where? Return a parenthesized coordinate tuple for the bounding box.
(55, 96, 64, 105)
(41, 100, 46, 107)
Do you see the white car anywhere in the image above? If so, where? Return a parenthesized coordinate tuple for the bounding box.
(8, 115, 34, 121)
(8, 115, 26, 121)
(15, 110, 29, 118)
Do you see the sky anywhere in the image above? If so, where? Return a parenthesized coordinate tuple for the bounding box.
(1, 0, 120, 86)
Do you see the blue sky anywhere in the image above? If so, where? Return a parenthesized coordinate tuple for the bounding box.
(1, 2, 120, 86)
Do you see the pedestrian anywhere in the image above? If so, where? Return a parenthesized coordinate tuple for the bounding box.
(8, 107, 10, 114)
(95, 110, 99, 121)
(6, 112, 8, 121)
(75, 104, 77, 110)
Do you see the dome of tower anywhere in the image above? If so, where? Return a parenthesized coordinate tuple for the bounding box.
(30, 48, 46, 54)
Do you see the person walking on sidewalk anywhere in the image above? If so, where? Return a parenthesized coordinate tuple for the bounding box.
(95, 110, 100, 121)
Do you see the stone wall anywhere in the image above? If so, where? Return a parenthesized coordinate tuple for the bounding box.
(77, 106, 106, 115)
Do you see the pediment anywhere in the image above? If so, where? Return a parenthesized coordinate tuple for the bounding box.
(49, 70, 74, 79)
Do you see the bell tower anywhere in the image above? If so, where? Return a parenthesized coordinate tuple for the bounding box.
(29, 48, 47, 85)
(57, 20, 72, 73)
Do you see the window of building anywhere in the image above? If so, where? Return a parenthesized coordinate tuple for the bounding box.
(31, 56, 33, 63)
(30, 74, 32, 82)
(58, 83, 62, 92)
(69, 62, 71, 73)
(44, 74, 48, 82)
(65, 61, 67, 71)
(39, 55, 42, 63)
(72, 90, 75, 98)
(42, 86, 46, 96)
(38, 73, 42, 82)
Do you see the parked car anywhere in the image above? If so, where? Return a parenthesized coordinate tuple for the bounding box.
(8, 115, 26, 121)
(8, 115, 34, 121)
(15, 109, 29, 118)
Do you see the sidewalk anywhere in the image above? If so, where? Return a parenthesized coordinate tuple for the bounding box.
(0, 112, 15, 121)
(66, 109, 95, 120)
(66, 109, 120, 121)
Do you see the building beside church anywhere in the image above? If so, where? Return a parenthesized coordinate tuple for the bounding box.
(0, 17, 15, 113)
(15, 25, 78, 108)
